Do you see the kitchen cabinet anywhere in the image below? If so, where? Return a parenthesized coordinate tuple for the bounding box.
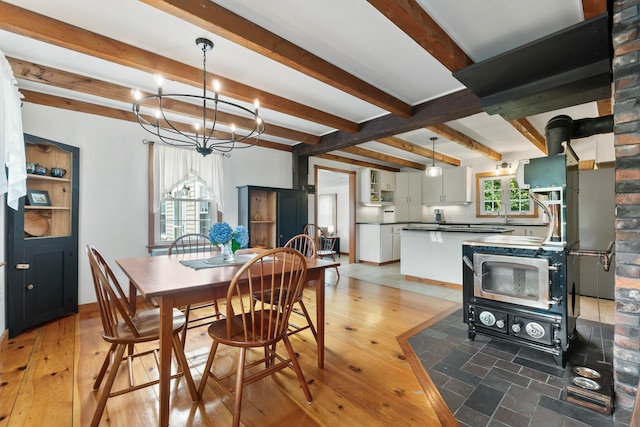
(237, 185, 307, 248)
(358, 223, 407, 264)
(6, 134, 79, 338)
(360, 168, 394, 204)
(395, 172, 423, 221)
(422, 167, 472, 204)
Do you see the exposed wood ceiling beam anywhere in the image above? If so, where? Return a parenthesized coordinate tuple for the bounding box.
(142, 0, 413, 118)
(0, 1, 358, 133)
(583, 0, 612, 117)
(10, 57, 319, 146)
(367, 0, 473, 72)
(597, 98, 613, 116)
(294, 89, 482, 157)
(341, 146, 426, 170)
(376, 136, 460, 166)
(20, 90, 293, 152)
(582, 0, 608, 18)
(426, 124, 503, 160)
(315, 153, 400, 172)
(506, 119, 547, 154)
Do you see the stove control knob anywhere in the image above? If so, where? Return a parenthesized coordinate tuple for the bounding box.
(525, 322, 546, 339)
(478, 311, 496, 326)
(495, 319, 505, 329)
(512, 323, 522, 333)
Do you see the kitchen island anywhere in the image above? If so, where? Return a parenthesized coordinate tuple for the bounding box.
(400, 225, 512, 287)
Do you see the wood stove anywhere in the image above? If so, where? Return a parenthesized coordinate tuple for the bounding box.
(463, 153, 580, 366)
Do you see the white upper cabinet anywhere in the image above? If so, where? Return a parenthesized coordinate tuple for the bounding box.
(379, 170, 396, 191)
(395, 172, 423, 221)
(422, 167, 472, 204)
(360, 168, 394, 204)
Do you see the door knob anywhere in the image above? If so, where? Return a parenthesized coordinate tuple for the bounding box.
(26, 284, 34, 290)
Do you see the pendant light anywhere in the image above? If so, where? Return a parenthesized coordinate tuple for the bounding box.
(425, 137, 442, 177)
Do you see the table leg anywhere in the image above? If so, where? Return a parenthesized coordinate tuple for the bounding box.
(129, 280, 137, 314)
(316, 268, 325, 369)
(158, 296, 174, 427)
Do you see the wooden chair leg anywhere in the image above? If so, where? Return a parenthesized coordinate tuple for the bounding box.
(297, 301, 318, 340)
(93, 343, 117, 390)
(181, 305, 192, 348)
(282, 336, 312, 402)
(91, 343, 127, 427)
(197, 340, 219, 396)
(172, 333, 199, 402)
(232, 347, 247, 427)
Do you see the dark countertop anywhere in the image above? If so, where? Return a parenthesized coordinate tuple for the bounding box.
(402, 225, 513, 233)
(357, 221, 547, 227)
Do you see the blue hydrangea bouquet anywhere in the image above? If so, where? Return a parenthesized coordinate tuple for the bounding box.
(208, 222, 249, 257)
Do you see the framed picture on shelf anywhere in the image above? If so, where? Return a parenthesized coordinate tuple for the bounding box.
(26, 189, 51, 206)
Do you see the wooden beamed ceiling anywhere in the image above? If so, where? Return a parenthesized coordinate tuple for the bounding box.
(2, 0, 611, 171)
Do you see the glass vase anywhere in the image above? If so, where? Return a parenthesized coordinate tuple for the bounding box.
(220, 242, 234, 262)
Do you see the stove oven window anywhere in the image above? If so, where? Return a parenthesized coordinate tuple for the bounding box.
(473, 253, 551, 309)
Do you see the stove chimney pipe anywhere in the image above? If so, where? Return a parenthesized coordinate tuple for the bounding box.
(544, 114, 613, 156)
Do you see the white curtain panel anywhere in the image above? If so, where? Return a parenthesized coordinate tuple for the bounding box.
(0, 50, 26, 210)
(153, 144, 224, 212)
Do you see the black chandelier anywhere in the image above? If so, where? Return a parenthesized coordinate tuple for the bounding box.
(132, 38, 266, 156)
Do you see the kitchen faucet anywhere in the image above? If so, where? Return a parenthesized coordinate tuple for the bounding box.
(499, 203, 509, 224)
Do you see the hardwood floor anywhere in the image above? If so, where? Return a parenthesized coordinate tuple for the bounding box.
(0, 273, 459, 426)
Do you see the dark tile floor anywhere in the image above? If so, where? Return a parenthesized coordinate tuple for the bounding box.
(408, 309, 633, 427)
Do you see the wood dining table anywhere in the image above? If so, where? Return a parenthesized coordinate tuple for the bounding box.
(116, 250, 339, 427)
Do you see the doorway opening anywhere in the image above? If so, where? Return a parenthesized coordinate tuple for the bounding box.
(314, 166, 356, 265)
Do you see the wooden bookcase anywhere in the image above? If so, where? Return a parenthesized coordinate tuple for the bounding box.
(237, 185, 307, 249)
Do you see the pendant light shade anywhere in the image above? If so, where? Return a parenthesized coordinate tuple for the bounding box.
(425, 137, 442, 177)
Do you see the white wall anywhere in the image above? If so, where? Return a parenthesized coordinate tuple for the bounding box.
(4, 103, 292, 309)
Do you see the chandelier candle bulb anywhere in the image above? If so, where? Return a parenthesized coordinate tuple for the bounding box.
(213, 79, 220, 101)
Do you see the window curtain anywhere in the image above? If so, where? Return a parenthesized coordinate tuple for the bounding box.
(153, 144, 224, 212)
(317, 193, 337, 230)
(0, 50, 26, 210)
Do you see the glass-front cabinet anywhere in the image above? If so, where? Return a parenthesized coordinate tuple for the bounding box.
(6, 134, 79, 337)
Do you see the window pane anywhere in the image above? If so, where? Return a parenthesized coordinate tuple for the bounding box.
(159, 172, 214, 242)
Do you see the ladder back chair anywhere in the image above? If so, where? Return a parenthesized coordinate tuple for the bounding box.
(252, 234, 318, 340)
(86, 245, 198, 427)
(304, 223, 340, 280)
(198, 247, 312, 427)
(168, 233, 223, 347)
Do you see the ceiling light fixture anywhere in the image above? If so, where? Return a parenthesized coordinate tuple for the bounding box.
(425, 137, 442, 177)
(495, 162, 512, 174)
(132, 38, 265, 156)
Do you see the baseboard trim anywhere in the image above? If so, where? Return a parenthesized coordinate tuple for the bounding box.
(0, 328, 8, 358)
(404, 275, 461, 290)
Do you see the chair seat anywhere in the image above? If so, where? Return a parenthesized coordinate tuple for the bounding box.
(112, 308, 186, 341)
(208, 311, 282, 346)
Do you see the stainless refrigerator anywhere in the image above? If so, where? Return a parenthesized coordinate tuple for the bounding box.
(578, 168, 615, 300)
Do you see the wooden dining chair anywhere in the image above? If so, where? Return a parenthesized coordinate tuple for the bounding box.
(86, 245, 198, 427)
(197, 247, 312, 427)
(169, 233, 224, 347)
(304, 223, 340, 280)
(252, 234, 318, 341)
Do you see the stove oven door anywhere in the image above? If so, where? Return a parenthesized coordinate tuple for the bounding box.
(473, 253, 553, 309)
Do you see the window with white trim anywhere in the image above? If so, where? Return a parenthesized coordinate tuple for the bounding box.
(160, 172, 214, 242)
(476, 172, 536, 218)
(149, 144, 224, 246)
